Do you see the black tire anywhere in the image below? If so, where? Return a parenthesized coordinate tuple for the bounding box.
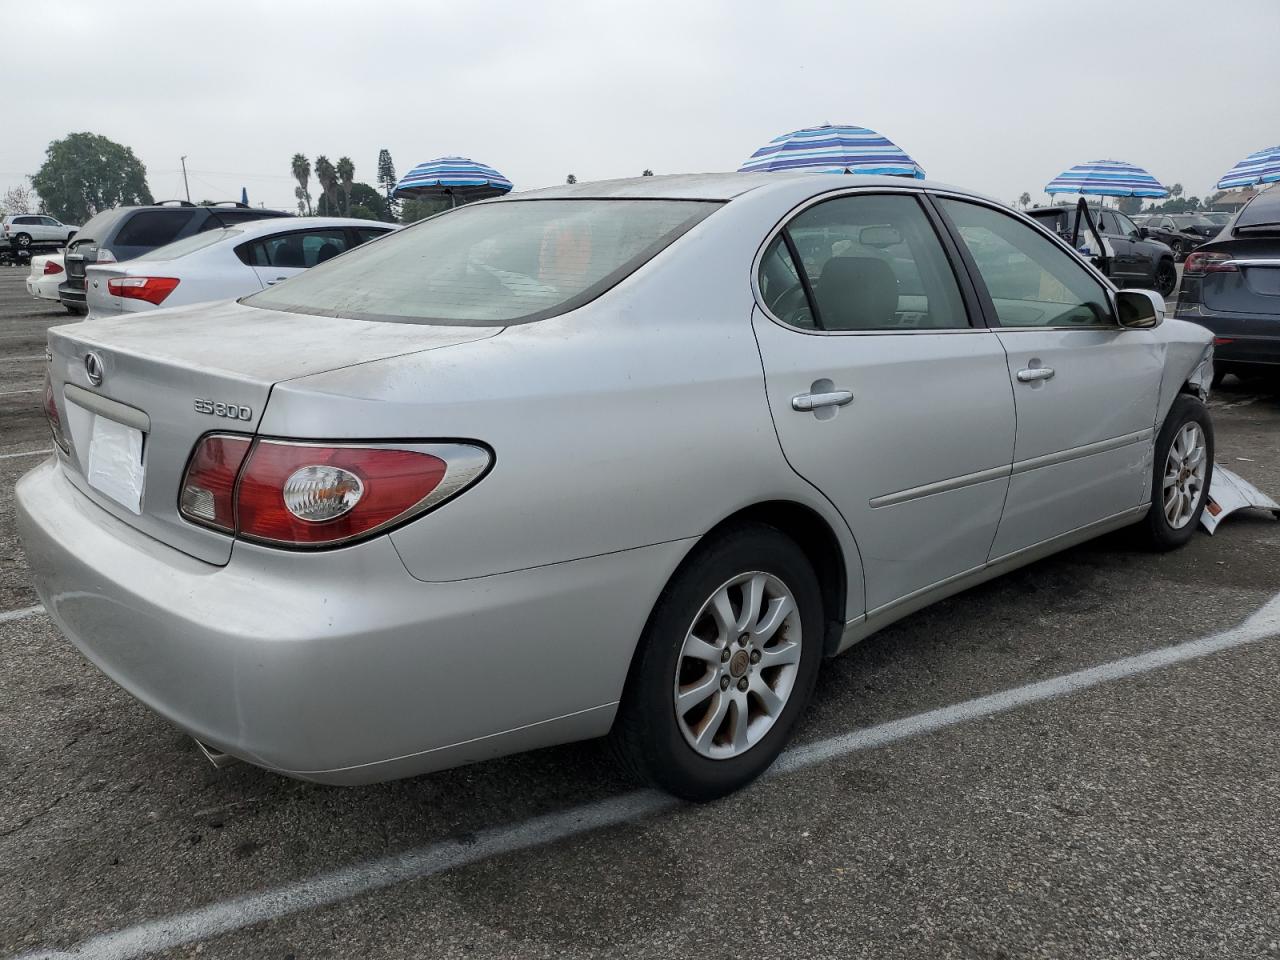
(1210, 368, 1226, 390)
(1154, 258, 1178, 298)
(1140, 395, 1213, 550)
(612, 523, 823, 801)
(13, 233, 31, 249)
(64, 303, 84, 314)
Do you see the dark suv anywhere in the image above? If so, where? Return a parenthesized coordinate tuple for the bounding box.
(1026, 202, 1178, 297)
(1143, 214, 1221, 261)
(59, 201, 291, 314)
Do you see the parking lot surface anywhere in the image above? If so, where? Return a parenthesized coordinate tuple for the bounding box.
(1, 267, 1278, 959)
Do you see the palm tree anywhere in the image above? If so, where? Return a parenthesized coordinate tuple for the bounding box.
(566, 173, 577, 185)
(294, 185, 307, 215)
(336, 157, 354, 216)
(1019, 191, 1031, 210)
(290, 154, 312, 215)
(1170, 183, 1184, 200)
(314, 156, 337, 214)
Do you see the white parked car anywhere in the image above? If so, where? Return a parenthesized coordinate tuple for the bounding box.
(83, 216, 396, 319)
(25, 253, 68, 305)
(3, 214, 79, 249)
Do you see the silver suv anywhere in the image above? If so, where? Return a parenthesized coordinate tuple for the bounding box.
(2, 214, 79, 249)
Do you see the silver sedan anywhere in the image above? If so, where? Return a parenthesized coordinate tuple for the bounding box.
(17, 173, 1214, 800)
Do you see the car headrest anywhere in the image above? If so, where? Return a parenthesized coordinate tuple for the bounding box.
(315, 242, 341, 264)
(815, 256, 898, 330)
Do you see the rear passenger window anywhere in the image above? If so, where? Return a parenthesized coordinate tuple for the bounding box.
(354, 228, 390, 244)
(243, 230, 350, 268)
(761, 193, 968, 331)
(113, 211, 195, 248)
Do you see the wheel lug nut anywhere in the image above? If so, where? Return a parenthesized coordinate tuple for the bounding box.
(720, 676, 731, 691)
(750, 650, 761, 664)
(721, 648, 731, 662)
(737, 677, 749, 691)
(737, 633, 749, 647)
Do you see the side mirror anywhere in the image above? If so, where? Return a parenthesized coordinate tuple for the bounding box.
(1116, 289, 1165, 329)
(1137, 227, 1150, 239)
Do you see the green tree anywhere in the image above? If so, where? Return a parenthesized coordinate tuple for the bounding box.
(1117, 196, 1143, 215)
(377, 148, 398, 218)
(336, 156, 354, 215)
(1170, 183, 1183, 200)
(1018, 191, 1031, 210)
(31, 132, 152, 222)
(314, 156, 338, 214)
(566, 173, 577, 184)
(642, 169, 654, 177)
(291, 154, 312, 214)
(347, 182, 391, 221)
(400, 196, 451, 223)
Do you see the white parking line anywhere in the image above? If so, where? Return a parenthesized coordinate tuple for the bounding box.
(0, 355, 44, 363)
(13, 590, 1280, 960)
(0, 447, 51, 461)
(0, 604, 45, 624)
(0, 387, 41, 397)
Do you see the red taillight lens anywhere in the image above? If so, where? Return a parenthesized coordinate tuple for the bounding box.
(107, 276, 180, 305)
(43, 372, 71, 455)
(1183, 251, 1237, 276)
(1213, 337, 1235, 346)
(43, 260, 64, 276)
(179, 435, 253, 532)
(178, 438, 489, 547)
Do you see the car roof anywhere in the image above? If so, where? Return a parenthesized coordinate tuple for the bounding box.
(504, 171, 978, 203)
(1236, 189, 1280, 230)
(204, 216, 396, 240)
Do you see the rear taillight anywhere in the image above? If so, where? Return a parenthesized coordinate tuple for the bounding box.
(1183, 251, 1238, 276)
(108, 276, 180, 305)
(43, 260, 64, 276)
(43, 372, 71, 455)
(178, 435, 253, 532)
(179, 437, 489, 547)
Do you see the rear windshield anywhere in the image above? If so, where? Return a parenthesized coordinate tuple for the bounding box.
(144, 228, 242, 261)
(68, 209, 125, 245)
(243, 199, 718, 325)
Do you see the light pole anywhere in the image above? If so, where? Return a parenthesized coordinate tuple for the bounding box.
(180, 156, 191, 203)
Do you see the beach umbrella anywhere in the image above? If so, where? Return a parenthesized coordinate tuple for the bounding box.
(392, 156, 513, 207)
(1044, 160, 1168, 198)
(1215, 145, 1280, 190)
(738, 124, 925, 178)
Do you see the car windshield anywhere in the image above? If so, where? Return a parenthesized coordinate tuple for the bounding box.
(144, 228, 242, 261)
(243, 199, 718, 325)
(1171, 215, 1214, 228)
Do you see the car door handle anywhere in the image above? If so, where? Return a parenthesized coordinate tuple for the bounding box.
(1016, 366, 1055, 383)
(791, 389, 854, 412)
(266, 277, 286, 285)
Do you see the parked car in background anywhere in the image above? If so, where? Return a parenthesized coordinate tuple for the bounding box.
(1201, 211, 1232, 227)
(24, 253, 67, 306)
(3, 214, 79, 250)
(59, 201, 292, 315)
(84, 217, 395, 319)
(1176, 188, 1280, 386)
(1144, 214, 1221, 260)
(1026, 203, 1178, 297)
(1131, 213, 1152, 227)
(20, 173, 1214, 801)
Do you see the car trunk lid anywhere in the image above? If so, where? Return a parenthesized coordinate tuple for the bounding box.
(46, 298, 500, 564)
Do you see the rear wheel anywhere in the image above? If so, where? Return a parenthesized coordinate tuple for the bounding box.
(1140, 395, 1213, 550)
(1154, 258, 1178, 298)
(612, 523, 823, 801)
(13, 233, 31, 249)
(1172, 239, 1187, 261)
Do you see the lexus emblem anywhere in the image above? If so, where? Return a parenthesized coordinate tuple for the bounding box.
(84, 351, 105, 387)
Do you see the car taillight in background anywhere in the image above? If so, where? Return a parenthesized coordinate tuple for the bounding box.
(107, 276, 180, 305)
(1183, 251, 1238, 276)
(43, 260, 64, 276)
(43, 372, 71, 455)
(179, 437, 490, 548)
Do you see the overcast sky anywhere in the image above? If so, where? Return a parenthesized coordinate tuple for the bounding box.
(4, 0, 1278, 213)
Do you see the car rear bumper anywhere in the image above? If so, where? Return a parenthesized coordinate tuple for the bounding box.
(1175, 307, 1280, 366)
(16, 458, 688, 784)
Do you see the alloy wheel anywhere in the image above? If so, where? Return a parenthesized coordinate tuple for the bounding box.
(1163, 421, 1207, 529)
(673, 571, 802, 760)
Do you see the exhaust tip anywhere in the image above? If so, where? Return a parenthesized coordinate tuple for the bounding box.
(193, 737, 241, 769)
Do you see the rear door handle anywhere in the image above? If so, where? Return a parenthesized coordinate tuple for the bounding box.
(1016, 367, 1055, 383)
(266, 277, 286, 285)
(791, 389, 854, 412)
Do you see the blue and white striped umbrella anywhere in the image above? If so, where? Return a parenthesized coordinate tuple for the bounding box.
(392, 156, 513, 204)
(739, 124, 925, 179)
(1215, 146, 1280, 190)
(1044, 160, 1168, 198)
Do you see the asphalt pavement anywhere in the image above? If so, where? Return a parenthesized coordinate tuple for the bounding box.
(1, 266, 1278, 960)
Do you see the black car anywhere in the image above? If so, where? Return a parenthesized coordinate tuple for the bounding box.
(1175, 189, 1280, 386)
(58, 201, 291, 314)
(1143, 214, 1221, 261)
(1026, 202, 1178, 297)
